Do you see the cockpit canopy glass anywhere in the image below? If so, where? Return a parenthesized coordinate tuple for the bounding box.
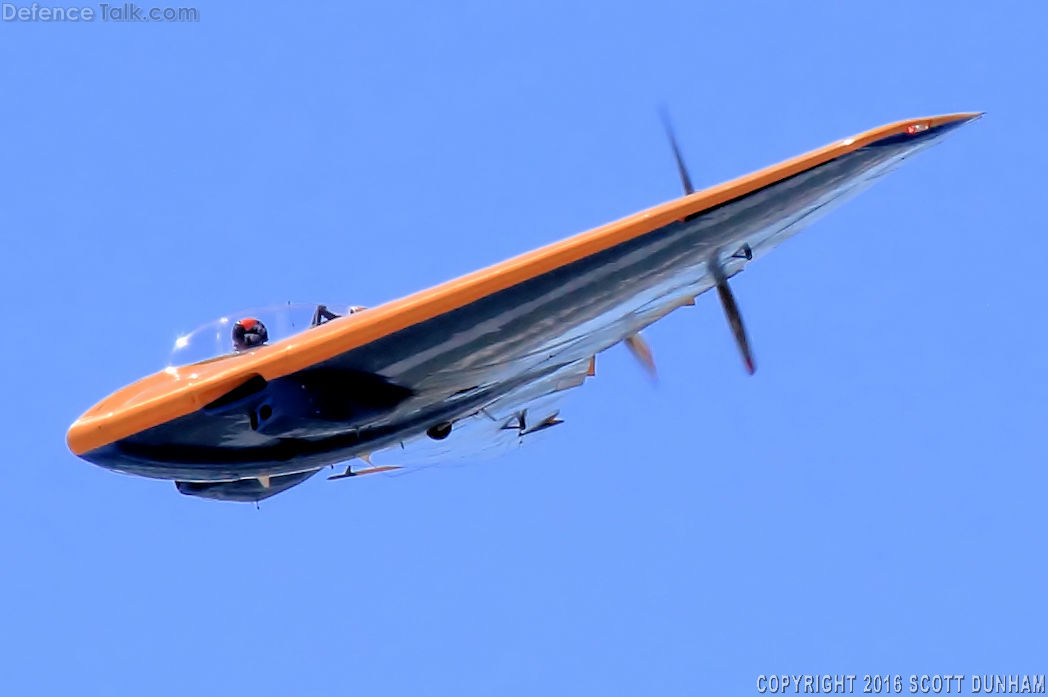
(168, 302, 365, 368)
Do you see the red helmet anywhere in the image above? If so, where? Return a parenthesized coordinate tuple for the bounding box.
(232, 317, 268, 351)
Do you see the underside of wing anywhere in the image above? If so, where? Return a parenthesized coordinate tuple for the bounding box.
(327, 357, 595, 478)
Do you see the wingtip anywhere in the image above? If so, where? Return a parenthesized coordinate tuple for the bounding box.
(935, 111, 985, 127)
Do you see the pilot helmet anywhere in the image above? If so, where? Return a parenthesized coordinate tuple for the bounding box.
(232, 317, 268, 351)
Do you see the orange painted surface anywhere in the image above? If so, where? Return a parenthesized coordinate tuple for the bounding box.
(66, 113, 979, 455)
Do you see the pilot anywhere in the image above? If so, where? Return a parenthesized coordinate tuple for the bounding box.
(232, 317, 268, 351)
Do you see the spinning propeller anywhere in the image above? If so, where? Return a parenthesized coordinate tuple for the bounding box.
(661, 110, 757, 375)
(623, 333, 657, 379)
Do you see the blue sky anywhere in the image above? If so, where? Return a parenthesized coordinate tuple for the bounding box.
(1, 2, 1044, 694)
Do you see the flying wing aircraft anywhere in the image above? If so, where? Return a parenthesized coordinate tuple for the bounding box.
(66, 113, 981, 502)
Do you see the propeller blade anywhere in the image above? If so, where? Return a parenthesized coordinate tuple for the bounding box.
(660, 112, 754, 375)
(623, 333, 657, 379)
(714, 277, 756, 375)
(660, 109, 694, 195)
